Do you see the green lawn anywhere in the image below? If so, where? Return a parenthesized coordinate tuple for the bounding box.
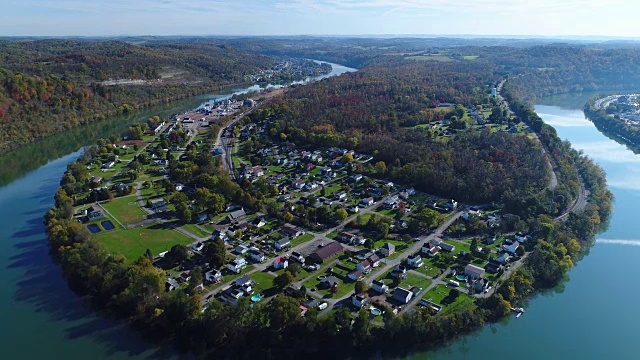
(249, 271, 277, 294)
(181, 224, 211, 238)
(401, 273, 432, 290)
(96, 225, 194, 263)
(101, 196, 147, 225)
(422, 284, 476, 315)
(444, 240, 470, 254)
(291, 233, 315, 247)
(463, 55, 479, 60)
(414, 261, 443, 278)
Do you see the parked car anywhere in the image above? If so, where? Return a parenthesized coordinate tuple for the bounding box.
(318, 302, 328, 310)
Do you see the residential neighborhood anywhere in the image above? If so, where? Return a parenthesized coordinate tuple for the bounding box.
(69, 94, 534, 326)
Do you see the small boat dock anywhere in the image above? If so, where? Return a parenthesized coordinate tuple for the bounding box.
(511, 307, 525, 318)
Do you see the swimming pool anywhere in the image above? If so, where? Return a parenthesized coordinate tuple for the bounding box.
(370, 308, 382, 316)
(251, 295, 261, 302)
(101, 220, 115, 230)
(455, 275, 468, 282)
(86, 224, 101, 234)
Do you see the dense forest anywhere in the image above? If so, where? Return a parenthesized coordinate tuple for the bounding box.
(0, 40, 274, 153)
(225, 37, 640, 100)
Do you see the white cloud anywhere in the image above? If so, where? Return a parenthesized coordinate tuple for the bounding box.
(596, 239, 640, 247)
(572, 141, 640, 164)
(275, 0, 626, 15)
(541, 114, 593, 128)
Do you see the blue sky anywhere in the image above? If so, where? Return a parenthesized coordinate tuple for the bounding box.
(1, 0, 637, 37)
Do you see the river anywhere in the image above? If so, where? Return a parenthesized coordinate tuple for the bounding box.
(0, 61, 355, 359)
(411, 93, 640, 360)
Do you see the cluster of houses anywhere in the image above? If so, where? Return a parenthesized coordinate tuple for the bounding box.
(347, 253, 381, 281)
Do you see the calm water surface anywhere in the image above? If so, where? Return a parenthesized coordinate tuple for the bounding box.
(412, 94, 640, 360)
(0, 62, 354, 359)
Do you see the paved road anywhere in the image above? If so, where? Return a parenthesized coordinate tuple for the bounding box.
(317, 211, 464, 315)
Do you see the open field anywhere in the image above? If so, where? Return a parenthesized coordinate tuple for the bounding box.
(101, 196, 147, 225)
(96, 225, 193, 262)
(405, 55, 453, 62)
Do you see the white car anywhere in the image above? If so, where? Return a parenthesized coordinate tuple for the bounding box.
(307, 264, 320, 271)
(317, 302, 328, 310)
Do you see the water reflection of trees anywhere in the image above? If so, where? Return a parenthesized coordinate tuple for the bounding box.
(0, 97, 202, 187)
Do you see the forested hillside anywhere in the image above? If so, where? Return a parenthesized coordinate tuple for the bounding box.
(262, 59, 548, 203)
(0, 40, 273, 153)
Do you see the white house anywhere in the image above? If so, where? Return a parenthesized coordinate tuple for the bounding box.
(248, 249, 266, 263)
(514, 233, 528, 243)
(392, 287, 413, 304)
(360, 197, 374, 207)
(226, 258, 247, 273)
(371, 280, 389, 294)
(205, 270, 222, 284)
(235, 245, 249, 254)
(407, 255, 424, 268)
(367, 254, 381, 267)
(380, 243, 395, 257)
(335, 191, 347, 200)
(439, 243, 455, 253)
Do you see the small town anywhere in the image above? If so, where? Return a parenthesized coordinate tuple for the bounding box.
(595, 94, 640, 126)
(70, 90, 537, 324)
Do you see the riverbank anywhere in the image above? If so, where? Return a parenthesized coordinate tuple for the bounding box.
(584, 96, 640, 155)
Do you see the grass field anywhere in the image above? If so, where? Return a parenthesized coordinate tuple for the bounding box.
(401, 273, 432, 290)
(101, 196, 147, 225)
(414, 262, 444, 278)
(463, 55, 479, 60)
(405, 55, 453, 62)
(96, 225, 193, 262)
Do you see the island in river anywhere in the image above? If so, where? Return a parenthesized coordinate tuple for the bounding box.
(42, 58, 612, 359)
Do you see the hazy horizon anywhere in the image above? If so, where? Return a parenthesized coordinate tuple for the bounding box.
(1, 0, 638, 38)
